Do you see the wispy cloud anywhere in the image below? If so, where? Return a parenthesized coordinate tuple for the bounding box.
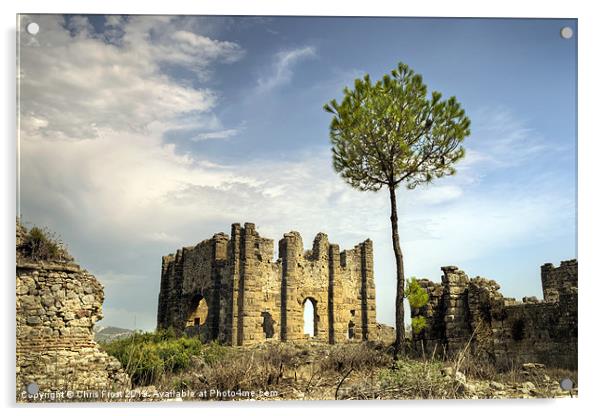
(257, 46, 317, 92)
(467, 107, 551, 168)
(170, 30, 245, 64)
(192, 128, 241, 141)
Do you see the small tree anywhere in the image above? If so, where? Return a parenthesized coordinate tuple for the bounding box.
(405, 277, 429, 335)
(324, 62, 470, 357)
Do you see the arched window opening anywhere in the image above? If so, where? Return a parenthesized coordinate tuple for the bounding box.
(303, 298, 317, 337)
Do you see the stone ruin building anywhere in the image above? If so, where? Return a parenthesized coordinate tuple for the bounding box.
(157, 223, 377, 345)
(16, 220, 130, 399)
(411, 260, 577, 369)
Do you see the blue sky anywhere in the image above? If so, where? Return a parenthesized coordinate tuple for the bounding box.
(19, 15, 576, 330)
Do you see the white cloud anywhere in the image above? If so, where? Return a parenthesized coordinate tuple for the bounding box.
(18, 14, 251, 237)
(192, 128, 241, 141)
(170, 30, 244, 63)
(18, 15, 242, 141)
(413, 185, 464, 205)
(257, 46, 316, 92)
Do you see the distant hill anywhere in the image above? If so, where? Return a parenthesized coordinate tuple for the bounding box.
(93, 326, 135, 343)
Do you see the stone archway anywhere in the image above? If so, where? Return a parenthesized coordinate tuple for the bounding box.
(303, 297, 318, 338)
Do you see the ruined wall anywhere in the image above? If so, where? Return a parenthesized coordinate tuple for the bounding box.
(157, 223, 377, 346)
(412, 260, 577, 369)
(541, 260, 578, 302)
(16, 222, 130, 399)
(337, 240, 377, 342)
(492, 260, 578, 369)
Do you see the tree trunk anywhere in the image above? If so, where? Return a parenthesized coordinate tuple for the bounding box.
(389, 184, 406, 359)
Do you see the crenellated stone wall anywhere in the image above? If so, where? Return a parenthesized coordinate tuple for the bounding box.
(411, 260, 577, 369)
(157, 223, 377, 345)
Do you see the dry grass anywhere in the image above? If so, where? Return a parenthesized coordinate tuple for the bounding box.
(103, 332, 576, 401)
(377, 358, 461, 399)
(159, 342, 304, 399)
(320, 342, 392, 373)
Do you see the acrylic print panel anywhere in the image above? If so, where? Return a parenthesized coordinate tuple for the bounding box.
(16, 14, 577, 402)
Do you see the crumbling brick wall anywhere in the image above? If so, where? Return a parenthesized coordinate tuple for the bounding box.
(412, 260, 577, 369)
(157, 223, 377, 345)
(16, 221, 130, 400)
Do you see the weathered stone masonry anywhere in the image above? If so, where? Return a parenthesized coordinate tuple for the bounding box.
(157, 223, 377, 345)
(412, 260, 577, 369)
(16, 222, 130, 398)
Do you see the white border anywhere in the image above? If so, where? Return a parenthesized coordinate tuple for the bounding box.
(2, 1, 599, 415)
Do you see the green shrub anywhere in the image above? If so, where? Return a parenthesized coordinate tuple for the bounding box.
(22, 226, 69, 261)
(405, 277, 429, 335)
(411, 316, 427, 334)
(406, 278, 429, 309)
(101, 330, 228, 385)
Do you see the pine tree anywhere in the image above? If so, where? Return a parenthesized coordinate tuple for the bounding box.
(324, 62, 471, 357)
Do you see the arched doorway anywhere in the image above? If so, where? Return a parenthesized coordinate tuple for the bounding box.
(303, 298, 318, 338)
(186, 294, 208, 328)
